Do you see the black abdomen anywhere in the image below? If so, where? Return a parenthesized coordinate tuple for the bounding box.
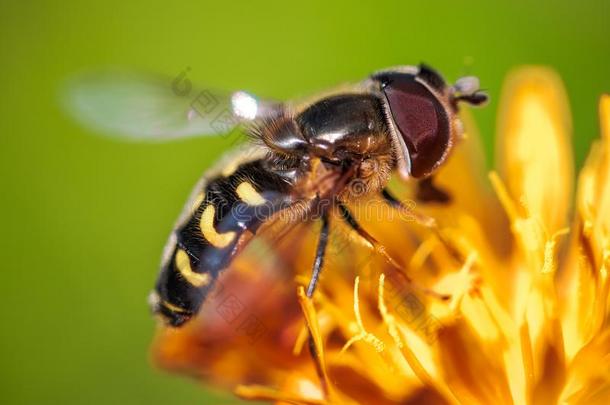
(151, 157, 291, 326)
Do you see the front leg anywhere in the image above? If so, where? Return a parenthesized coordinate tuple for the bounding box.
(415, 176, 451, 204)
(336, 201, 450, 300)
(381, 187, 464, 263)
(306, 212, 330, 298)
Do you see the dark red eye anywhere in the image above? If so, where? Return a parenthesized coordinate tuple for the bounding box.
(379, 73, 450, 178)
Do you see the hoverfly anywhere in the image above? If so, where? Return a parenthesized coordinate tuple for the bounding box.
(67, 64, 487, 327)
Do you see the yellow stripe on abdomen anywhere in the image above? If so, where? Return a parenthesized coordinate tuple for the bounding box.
(236, 181, 266, 206)
(162, 300, 190, 314)
(199, 205, 237, 248)
(175, 248, 211, 287)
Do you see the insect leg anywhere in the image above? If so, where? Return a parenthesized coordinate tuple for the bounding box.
(337, 201, 450, 301)
(381, 187, 464, 263)
(301, 211, 332, 396)
(336, 202, 403, 271)
(415, 177, 451, 204)
(306, 212, 330, 298)
(382, 187, 437, 227)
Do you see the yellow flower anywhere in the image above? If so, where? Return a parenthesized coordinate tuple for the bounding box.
(152, 67, 610, 405)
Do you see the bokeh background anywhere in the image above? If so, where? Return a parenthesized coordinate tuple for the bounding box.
(1, 0, 608, 403)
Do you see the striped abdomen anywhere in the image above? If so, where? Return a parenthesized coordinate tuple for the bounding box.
(150, 157, 292, 326)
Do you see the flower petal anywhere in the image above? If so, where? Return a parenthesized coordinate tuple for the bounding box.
(151, 245, 305, 389)
(560, 329, 610, 404)
(496, 67, 573, 234)
(436, 110, 511, 252)
(594, 95, 610, 257)
(559, 95, 610, 357)
(436, 319, 514, 404)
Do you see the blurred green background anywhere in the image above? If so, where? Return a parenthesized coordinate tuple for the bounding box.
(1, 0, 608, 403)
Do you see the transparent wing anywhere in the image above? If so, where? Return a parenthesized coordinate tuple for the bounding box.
(63, 70, 282, 141)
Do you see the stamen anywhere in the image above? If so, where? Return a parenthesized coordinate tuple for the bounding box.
(297, 287, 334, 401)
(409, 236, 440, 272)
(378, 274, 459, 404)
(519, 321, 535, 400)
(378, 275, 430, 383)
(293, 325, 310, 356)
(490, 170, 551, 270)
(340, 277, 384, 355)
(541, 228, 570, 275)
(478, 286, 514, 345)
(447, 253, 478, 313)
(489, 171, 520, 223)
(378, 274, 402, 349)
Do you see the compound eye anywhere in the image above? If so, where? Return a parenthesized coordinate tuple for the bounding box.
(381, 74, 451, 178)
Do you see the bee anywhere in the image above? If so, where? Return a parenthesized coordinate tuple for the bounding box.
(67, 64, 487, 327)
